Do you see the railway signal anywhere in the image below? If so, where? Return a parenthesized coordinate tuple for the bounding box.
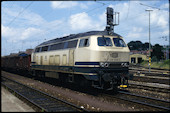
(106, 7, 119, 34)
(149, 57, 151, 66)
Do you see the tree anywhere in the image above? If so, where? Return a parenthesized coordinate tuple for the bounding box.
(127, 41, 136, 50)
(136, 41, 143, 50)
(151, 44, 164, 61)
(127, 41, 142, 50)
(143, 42, 149, 50)
(127, 41, 152, 51)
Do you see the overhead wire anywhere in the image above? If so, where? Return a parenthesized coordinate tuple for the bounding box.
(5, 1, 168, 49)
(32, 1, 168, 45)
(19, 1, 65, 43)
(8, 1, 102, 46)
(125, 0, 130, 20)
(46, 3, 107, 34)
(30, 1, 110, 42)
(4, 1, 65, 52)
(35, 1, 110, 37)
(9, 1, 112, 45)
(6, 1, 34, 27)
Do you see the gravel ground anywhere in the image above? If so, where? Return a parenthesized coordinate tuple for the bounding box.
(2, 71, 135, 111)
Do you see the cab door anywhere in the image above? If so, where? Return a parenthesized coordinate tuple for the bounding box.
(40, 56, 43, 65)
(69, 49, 74, 66)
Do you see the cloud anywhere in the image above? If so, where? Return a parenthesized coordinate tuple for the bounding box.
(126, 27, 144, 40)
(132, 27, 143, 32)
(160, 3, 169, 9)
(68, 12, 105, 32)
(69, 12, 93, 31)
(51, 1, 78, 9)
(127, 32, 141, 39)
(79, 3, 88, 9)
(2, 3, 65, 43)
(20, 27, 43, 40)
(99, 11, 106, 24)
(2, 4, 46, 27)
(51, 1, 89, 10)
(106, 1, 169, 45)
(1, 1, 169, 56)
(2, 24, 43, 42)
(1, 25, 20, 42)
(150, 10, 168, 28)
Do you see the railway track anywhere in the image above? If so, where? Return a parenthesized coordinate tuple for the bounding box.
(104, 90, 170, 111)
(1, 76, 89, 112)
(129, 67, 170, 76)
(129, 70, 170, 78)
(129, 64, 170, 72)
(129, 70, 170, 85)
(2, 70, 169, 111)
(117, 91, 170, 111)
(128, 82, 170, 94)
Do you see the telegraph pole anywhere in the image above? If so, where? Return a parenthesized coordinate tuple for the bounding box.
(145, 9, 153, 73)
(140, 3, 160, 73)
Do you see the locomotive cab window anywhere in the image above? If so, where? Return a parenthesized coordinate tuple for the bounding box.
(79, 38, 89, 47)
(98, 37, 112, 46)
(113, 38, 126, 47)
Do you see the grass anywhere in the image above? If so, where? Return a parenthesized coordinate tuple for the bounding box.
(140, 59, 170, 70)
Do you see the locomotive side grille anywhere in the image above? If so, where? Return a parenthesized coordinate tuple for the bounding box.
(110, 53, 118, 58)
(100, 51, 129, 62)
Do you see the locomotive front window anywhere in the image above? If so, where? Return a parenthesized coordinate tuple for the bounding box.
(98, 37, 112, 46)
(79, 38, 89, 47)
(113, 38, 126, 47)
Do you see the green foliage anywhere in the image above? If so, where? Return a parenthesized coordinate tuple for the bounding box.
(151, 44, 164, 61)
(140, 60, 148, 66)
(151, 56, 158, 62)
(127, 41, 152, 50)
(140, 59, 170, 69)
(163, 59, 170, 64)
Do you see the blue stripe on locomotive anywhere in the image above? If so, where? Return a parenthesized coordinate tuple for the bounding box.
(75, 62, 100, 65)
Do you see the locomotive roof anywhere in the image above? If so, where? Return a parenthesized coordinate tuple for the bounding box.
(38, 30, 121, 46)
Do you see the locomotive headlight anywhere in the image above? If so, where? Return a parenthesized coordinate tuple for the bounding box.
(121, 63, 129, 67)
(100, 62, 105, 67)
(104, 63, 110, 67)
(100, 62, 110, 67)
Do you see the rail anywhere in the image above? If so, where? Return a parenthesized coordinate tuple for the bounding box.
(128, 82, 170, 93)
(1, 76, 89, 112)
(117, 91, 170, 111)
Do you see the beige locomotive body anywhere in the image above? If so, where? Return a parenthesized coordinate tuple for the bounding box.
(31, 31, 130, 90)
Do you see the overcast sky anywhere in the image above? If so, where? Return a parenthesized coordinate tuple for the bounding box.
(1, 0, 169, 56)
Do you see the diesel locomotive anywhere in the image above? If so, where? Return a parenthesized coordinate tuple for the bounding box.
(31, 30, 130, 90)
